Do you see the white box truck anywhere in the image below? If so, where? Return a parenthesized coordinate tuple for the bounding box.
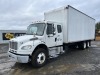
(8, 5, 95, 67)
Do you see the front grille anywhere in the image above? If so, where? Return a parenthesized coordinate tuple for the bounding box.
(9, 41, 18, 50)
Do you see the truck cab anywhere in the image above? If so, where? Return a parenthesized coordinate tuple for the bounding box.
(8, 21, 64, 67)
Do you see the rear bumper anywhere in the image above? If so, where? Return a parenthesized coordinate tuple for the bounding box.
(8, 51, 29, 63)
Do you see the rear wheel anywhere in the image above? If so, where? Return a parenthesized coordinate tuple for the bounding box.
(83, 42, 87, 49)
(31, 48, 48, 68)
(86, 41, 90, 48)
(78, 42, 87, 50)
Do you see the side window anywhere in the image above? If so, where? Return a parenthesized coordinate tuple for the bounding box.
(47, 23, 54, 35)
(57, 25, 62, 33)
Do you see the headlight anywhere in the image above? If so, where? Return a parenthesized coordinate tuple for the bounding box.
(21, 45, 32, 50)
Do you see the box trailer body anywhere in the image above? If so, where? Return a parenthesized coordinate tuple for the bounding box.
(8, 5, 95, 68)
(44, 5, 95, 43)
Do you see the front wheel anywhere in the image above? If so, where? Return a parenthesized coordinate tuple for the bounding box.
(31, 48, 48, 68)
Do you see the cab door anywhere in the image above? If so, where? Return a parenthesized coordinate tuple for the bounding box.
(46, 23, 56, 47)
(56, 24, 63, 46)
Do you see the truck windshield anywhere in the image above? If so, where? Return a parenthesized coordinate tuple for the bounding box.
(26, 23, 46, 36)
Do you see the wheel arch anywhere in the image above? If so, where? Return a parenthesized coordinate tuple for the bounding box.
(31, 44, 49, 57)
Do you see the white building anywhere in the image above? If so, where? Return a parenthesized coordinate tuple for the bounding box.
(0, 30, 26, 43)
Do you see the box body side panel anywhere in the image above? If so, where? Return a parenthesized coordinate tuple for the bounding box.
(67, 7, 95, 42)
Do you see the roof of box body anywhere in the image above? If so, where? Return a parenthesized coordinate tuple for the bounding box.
(45, 5, 95, 20)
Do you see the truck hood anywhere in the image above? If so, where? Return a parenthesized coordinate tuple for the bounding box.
(10, 35, 39, 42)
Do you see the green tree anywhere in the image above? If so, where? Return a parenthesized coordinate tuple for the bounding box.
(96, 22, 100, 30)
(96, 22, 100, 36)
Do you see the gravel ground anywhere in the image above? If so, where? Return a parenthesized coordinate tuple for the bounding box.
(0, 44, 9, 53)
(0, 41, 100, 75)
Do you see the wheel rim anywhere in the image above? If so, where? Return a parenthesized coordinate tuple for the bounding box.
(84, 43, 86, 48)
(37, 52, 46, 64)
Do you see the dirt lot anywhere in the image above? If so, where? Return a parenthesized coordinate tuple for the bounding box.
(96, 36, 100, 41)
(0, 41, 100, 75)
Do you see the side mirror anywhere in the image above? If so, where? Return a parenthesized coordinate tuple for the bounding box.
(33, 32, 36, 37)
(53, 32, 56, 35)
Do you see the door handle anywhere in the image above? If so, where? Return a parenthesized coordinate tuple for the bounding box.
(55, 38, 57, 42)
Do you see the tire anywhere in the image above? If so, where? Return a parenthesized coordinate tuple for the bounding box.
(78, 42, 86, 50)
(86, 41, 90, 48)
(31, 48, 48, 68)
(89, 41, 91, 46)
(83, 42, 87, 49)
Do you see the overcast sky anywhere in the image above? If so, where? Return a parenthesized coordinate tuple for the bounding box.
(0, 0, 100, 30)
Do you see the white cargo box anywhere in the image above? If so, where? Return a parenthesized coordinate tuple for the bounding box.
(44, 5, 95, 43)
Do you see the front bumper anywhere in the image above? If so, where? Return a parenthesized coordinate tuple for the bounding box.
(8, 51, 30, 63)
